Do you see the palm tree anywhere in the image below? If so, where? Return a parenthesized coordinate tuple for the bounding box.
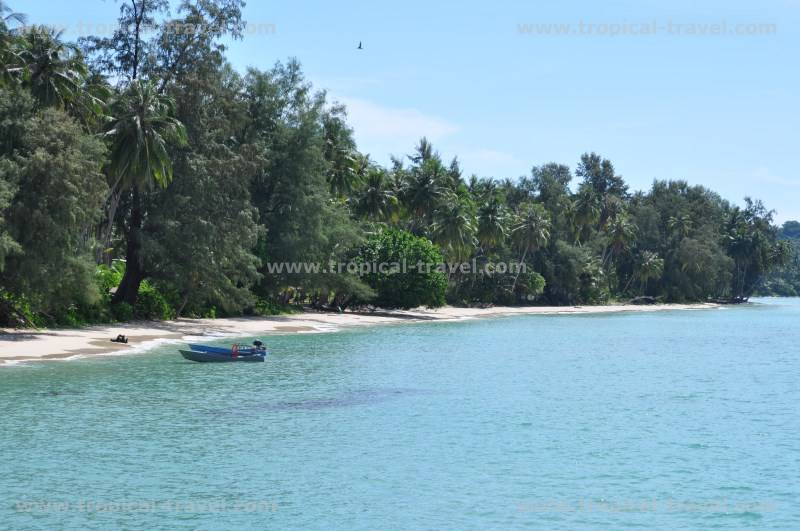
(431, 194, 477, 266)
(667, 214, 692, 240)
(0, 1, 25, 28)
(403, 159, 447, 230)
(600, 194, 625, 229)
(0, 1, 25, 85)
(476, 198, 507, 251)
(573, 185, 600, 243)
(325, 134, 364, 198)
(604, 215, 636, 261)
(624, 250, 664, 293)
(561, 197, 580, 244)
(408, 137, 434, 164)
(510, 202, 550, 293)
(357, 166, 397, 222)
(105, 80, 187, 306)
(15, 26, 90, 108)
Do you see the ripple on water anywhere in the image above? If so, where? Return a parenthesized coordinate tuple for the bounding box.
(1, 299, 799, 529)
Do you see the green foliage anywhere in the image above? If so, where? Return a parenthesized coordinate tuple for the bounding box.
(135, 280, 174, 320)
(354, 230, 447, 309)
(96, 261, 125, 297)
(105, 80, 187, 191)
(0, 288, 41, 327)
(15, 25, 97, 112)
(517, 271, 546, 301)
(1, 2, 795, 328)
(111, 302, 133, 322)
(144, 67, 262, 316)
(757, 221, 800, 296)
(0, 86, 107, 317)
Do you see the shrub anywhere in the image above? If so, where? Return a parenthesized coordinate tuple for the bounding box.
(96, 261, 125, 297)
(111, 302, 134, 322)
(353, 229, 447, 308)
(516, 270, 546, 302)
(254, 298, 299, 316)
(135, 281, 175, 320)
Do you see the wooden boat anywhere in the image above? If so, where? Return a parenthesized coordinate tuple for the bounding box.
(180, 341, 268, 363)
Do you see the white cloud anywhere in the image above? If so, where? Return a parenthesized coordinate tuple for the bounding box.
(455, 148, 527, 178)
(334, 96, 458, 158)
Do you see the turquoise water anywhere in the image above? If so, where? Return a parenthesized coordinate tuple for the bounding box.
(2, 299, 799, 529)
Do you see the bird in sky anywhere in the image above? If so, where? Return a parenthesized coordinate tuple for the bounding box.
(357, 41, 363, 50)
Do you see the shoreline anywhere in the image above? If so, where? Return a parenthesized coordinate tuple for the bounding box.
(0, 303, 720, 366)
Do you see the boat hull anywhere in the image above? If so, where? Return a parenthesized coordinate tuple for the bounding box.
(187, 343, 265, 356)
(180, 350, 265, 363)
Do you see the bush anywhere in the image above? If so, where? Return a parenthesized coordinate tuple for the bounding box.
(0, 289, 42, 327)
(135, 281, 175, 320)
(253, 298, 300, 316)
(516, 271, 546, 302)
(353, 229, 447, 309)
(96, 261, 125, 297)
(111, 302, 134, 322)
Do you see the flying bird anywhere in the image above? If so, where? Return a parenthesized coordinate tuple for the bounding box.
(357, 41, 363, 50)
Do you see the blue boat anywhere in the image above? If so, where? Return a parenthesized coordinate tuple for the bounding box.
(180, 340, 268, 363)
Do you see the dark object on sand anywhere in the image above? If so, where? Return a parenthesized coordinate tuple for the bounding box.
(628, 296, 657, 305)
(111, 334, 128, 344)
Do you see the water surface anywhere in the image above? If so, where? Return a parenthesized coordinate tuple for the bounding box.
(2, 299, 799, 529)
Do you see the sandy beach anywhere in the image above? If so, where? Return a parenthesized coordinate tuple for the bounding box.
(0, 303, 719, 366)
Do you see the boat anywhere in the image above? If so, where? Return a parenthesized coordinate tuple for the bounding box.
(180, 340, 268, 363)
(180, 349, 265, 363)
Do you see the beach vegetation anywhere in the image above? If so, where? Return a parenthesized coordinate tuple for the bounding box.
(0, 1, 795, 326)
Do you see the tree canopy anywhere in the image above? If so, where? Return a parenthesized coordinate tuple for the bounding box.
(0, 1, 794, 325)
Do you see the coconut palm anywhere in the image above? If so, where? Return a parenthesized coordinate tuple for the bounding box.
(357, 166, 398, 222)
(106, 80, 187, 190)
(476, 198, 507, 251)
(431, 193, 477, 265)
(408, 136, 434, 164)
(0, 1, 24, 28)
(667, 214, 693, 240)
(573, 184, 600, 243)
(624, 250, 664, 293)
(15, 26, 90, 108)
(602, 214, 636, 267)
(324, 125, 363, 198)
(510, 202, 550, 293)
(105, 79, 187, 305)
(561, 197, 581, 244)
(403, 158, 447, 229)
(0, 1, 25, 85)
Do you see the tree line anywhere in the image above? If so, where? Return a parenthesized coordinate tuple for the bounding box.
(756, 221, 800, 297)
(0, 0, 794, 326)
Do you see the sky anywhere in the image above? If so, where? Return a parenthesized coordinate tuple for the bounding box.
(21, 0, 800, 223)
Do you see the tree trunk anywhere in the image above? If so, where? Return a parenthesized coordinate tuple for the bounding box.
(96, 188, 122, 265)
(112, 188, 144, 307)
(176, 291, 190, 319)
(623, 273, 635, 294)
(510, 247, 528, 295)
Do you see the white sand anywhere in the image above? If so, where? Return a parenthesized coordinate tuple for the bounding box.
(0, 303, 718, 365)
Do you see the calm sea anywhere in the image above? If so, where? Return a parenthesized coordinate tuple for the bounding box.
(2, 298, 799, 529)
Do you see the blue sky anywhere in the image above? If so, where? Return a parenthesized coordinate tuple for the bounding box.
(22, 0, 800, 222)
